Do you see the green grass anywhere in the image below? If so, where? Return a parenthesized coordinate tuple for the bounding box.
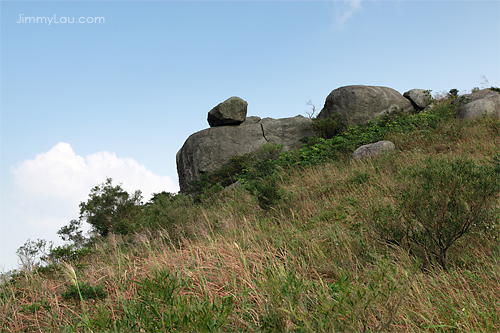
(1, 92, 499, 332)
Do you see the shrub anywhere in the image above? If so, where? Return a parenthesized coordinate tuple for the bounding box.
(145, 191, 176, 206)
(79, 178, 143, 237)
(61, 281, 107, 301)
(188, 153, 255, 194)
(187, 143, 285, 196)
(15, 239, 53, 271)
(57, 219, 89, 249)
(241, 144, 283, 182)
(138, 191, 198, 241)
(367, 203, 405, 249)
(448, 88, 459, 100)
(252, 142, 283, 161)
(35, 263, 60, 277)
(49, 244, 93, 263)
(246, 176, 283, 210)
(311, 113, 347, 139)
(396, 157, 499, 270)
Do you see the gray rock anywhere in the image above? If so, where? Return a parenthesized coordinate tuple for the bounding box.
(423, 103, 435, 112)
(259, 116, 314, 151)
(224, 181, 242, 191)
(208, 96, 248, 127)
(177, 115, 313, 192)
(318, 85, 414, 126)
(241, 116, 262, 125)
(351, 140, 396, 161)
(455, 89, 500, 119)
(403, 89, 432, 110)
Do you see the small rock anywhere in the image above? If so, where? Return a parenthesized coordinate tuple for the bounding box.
(403, 89, 432, 110)
(224, 181, 242, 191)
(351, 140, 396, 160)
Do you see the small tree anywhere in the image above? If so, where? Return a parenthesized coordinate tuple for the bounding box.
(16, 239, 53, 271)
(447, 88, 459, 100)
(57, 219, 88, 249)
(398, 157, 499, 270)
(79, 178, 143, 237)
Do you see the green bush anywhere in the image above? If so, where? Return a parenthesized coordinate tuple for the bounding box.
(79, 178, 143, 237)
(145, 191, 176, 206)
(188, 153, 255, 194)
(251, 142, 283, 161)
(138, 192, 198, 241)
(49, 244, 93, 263)
(15, 239, 53, 270)
(387, 157, 499, 270)
(35, 263, 60, 277)
(57, 219, 88, 249)
(448, 88, 459, 100)
(242, 145, 283, 181)
(247, 176, 283, 210)
(61, 281, 107, 301)
(186, 143, 284, 197)
(311, 113, 347, 139)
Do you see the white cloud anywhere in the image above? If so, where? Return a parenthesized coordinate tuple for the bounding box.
(335, 0, 362, 28)
(10, 142, 179, 230)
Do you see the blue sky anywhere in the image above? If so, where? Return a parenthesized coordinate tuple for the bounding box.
(1, 0, 499, 271)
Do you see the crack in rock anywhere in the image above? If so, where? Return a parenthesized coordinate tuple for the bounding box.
(260, 123, 269, 142)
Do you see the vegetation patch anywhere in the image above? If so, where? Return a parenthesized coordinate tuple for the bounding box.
(1, 89, 499, 332)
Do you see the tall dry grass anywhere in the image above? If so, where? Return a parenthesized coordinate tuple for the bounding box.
(1, 113, 499, 332)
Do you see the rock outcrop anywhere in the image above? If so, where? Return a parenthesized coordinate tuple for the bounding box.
(403, 89, 432, 110)
(177, 84, 499, 193)
(351, 140, 396, 161)
(208, 96, 248, 127)
(455, 89, 500, 119)
(258, 116, 314, 151)
(176, 115, 312, 192)
(241, 116, 262, 125)
(318, 85, 414, 125)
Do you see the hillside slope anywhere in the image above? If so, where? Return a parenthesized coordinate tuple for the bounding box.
(1, 92, 499, 332)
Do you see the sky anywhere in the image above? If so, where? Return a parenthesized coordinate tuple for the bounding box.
(1, 0, 499, 272)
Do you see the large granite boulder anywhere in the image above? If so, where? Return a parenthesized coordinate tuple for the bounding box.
(177, 115, 313, 192)
(403, 89, 432, 110)
(318, 85, 414, 126)
(208, 96, 248, 127)
(455, 89, 500, 119)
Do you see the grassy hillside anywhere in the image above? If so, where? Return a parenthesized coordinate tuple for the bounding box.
(1, 90, 499, 332)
